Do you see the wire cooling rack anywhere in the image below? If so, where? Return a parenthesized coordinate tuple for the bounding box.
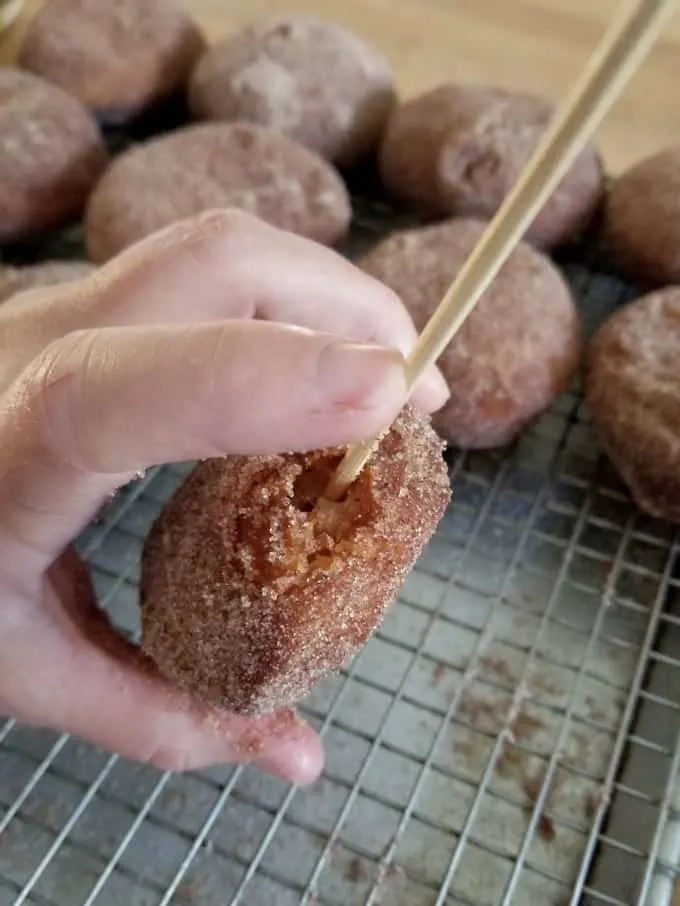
(2, 101, 680, 906)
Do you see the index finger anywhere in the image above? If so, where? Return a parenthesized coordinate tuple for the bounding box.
(97, 209, 423, 352)
(3, 211, 448, 412)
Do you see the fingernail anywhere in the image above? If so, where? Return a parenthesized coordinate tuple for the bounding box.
(256, 735, 325, 785)
(316, 340, 407, 410)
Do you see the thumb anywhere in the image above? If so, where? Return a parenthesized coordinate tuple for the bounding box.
(1, 321, 406, 566)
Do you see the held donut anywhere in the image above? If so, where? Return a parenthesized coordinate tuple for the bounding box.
(140, 406, 450, 715)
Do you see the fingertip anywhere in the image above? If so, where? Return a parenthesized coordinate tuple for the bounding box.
(256, 728, 325, 785)
(191, 704, 324, 783)
(412, 367, 451, 414)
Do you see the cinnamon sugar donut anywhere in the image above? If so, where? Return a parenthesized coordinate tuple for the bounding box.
(140, 406, 450, 715)
(0, 67, 107, 242)
(378, 84, 604, 250)
(602, 147, 680, 284)
(18, 0, 205, 122)
(586, 288, 680, 521)
(188, 14, 395, 167)
(0, 260, 95, 303)
(360, 218, 582, 449)
(85, 122, 352, 262)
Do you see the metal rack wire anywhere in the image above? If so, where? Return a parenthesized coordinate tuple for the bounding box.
(3, 108, 680, 906)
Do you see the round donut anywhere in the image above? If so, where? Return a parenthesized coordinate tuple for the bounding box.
(378, 84, 604, 250)
(0, 67, 107, 242)
(601, 146, 680, 285)
(585, 288, 680, 522)
(85, 122, 352, 262)
(140, 406, 450, 715)
(188, 14, 396, 167)
(360, 218, 582, 449)
(0, 260, 95, 303)
(18, 0, 205, 122)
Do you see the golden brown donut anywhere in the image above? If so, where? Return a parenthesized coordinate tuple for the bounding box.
(378, 84, 604, 250)
(188, 13, 396, 167)
(0, 67, 107, 242)
(360, 218, 582, 449)
(18, 0, 205, 122)
(585, 287, 680, 522)
(85, 122, 352, 263)
(140, 406, 450, 715)
(601, 146, 680, 285)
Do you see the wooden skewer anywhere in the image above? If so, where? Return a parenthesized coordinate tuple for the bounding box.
(0, 0, 24, 31)
(325, 0, 676, 502)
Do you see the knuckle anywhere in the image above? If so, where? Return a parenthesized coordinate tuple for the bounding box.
(193, 324, 245, 456)
(116, 207, 261, 278)
(180, 207, 261, 249)
(199, 206, 257, 234)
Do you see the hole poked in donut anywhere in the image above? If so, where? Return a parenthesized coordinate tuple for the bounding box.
(291, 459, 341, 511)
(282, 456, 372, 575)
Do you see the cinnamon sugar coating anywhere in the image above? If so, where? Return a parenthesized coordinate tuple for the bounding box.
(586, 288, 680, 521)
(85, 122, 352, 262)
(360, 218, 582, 449)
(602, 147, 680, 284)
(18, 0, 205, 121)
(188, 13, 395, 166)
(140, 407, 450, 715)
(378, 84, 604, 250)
(0, 67, 107, 241)
(0, 260, 95, 303)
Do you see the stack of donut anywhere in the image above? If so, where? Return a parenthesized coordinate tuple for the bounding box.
(2, 0, 680, 713)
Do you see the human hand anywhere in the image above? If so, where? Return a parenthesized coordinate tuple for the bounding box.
(0, 210, 448, 784)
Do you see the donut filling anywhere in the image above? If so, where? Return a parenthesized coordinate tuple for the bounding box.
(273, 456, 374, 577)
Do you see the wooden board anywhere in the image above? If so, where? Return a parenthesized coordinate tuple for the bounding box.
(2, 0, 680, 175)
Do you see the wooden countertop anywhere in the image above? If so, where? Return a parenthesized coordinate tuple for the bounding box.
(2, 0, 680, 175)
